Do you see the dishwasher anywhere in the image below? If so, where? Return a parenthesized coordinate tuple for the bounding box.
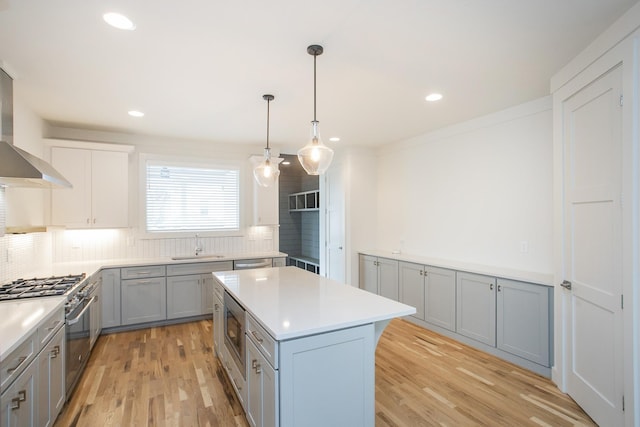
(233, 258, 272, 270)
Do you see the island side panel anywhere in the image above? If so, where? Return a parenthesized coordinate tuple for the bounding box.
(279, 323, 375, 427)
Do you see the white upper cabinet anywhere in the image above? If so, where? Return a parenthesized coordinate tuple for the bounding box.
(50, 145, 131, 228)
(253, 178, 279, 226)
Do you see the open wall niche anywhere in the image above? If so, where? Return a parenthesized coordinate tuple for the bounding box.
(278, 154, 319, 274)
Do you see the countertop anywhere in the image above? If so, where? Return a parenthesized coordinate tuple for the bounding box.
(214, 266, 416, 341)
(0, 297, 66, 362)
(359, 249, 554, 286)
(0, 251, 287, 363)
(51, 251, 288, 277)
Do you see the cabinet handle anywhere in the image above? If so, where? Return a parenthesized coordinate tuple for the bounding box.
(497, 285, 501, 292)
(419, 270, 423, 276)
(252, 359, 262, 374)
(51, 345, 60, 359)
(93, 218, 97, 224)
(231, 377, 242, 391)
(11, 390, 26, 410)
(7, 356, 27, 374)
(489, 283, 494, 291)
(86, 218, 90, 224)
(251, 330, 264, 344)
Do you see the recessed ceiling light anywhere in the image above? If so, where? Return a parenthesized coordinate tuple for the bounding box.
(425, 93, 443, 102)
(329, 137, 340, 142)
(128, 110, 144, 117)
(103, 12, 136, 30)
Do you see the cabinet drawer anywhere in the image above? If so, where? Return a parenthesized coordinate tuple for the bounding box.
(121, 265, 166, 279)
(246, 313, 278, 368)
(37, 309, 64, 348)
(212, 278, 224, 301)
(167, 261, 233, 276)
(0, 332, 36, 394)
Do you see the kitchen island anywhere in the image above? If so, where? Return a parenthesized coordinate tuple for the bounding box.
(213, 266, 415, 427)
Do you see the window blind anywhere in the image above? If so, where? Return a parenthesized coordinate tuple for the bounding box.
(146, 163, 240, 232)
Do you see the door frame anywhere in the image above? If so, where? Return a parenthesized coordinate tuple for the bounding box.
(552, 33, 639, 425)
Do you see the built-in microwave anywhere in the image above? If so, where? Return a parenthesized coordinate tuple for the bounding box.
(223, 290, 246, 379)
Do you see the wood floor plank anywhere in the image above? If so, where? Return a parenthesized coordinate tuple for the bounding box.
(55, 318, 596, 427)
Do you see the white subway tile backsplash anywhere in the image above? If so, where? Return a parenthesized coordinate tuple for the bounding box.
(1, 226, 276, 283)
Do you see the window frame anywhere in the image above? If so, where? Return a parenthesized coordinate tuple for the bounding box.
(138, 154, 246, 238)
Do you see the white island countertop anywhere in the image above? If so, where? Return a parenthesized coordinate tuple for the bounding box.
(214, 266, 416, 341)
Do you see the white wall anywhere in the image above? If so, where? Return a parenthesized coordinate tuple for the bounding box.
(375, 96, 553, 275)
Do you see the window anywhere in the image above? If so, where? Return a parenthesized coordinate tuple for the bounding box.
(145, 161, 240, 232)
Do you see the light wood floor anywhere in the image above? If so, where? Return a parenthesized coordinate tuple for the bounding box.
(55, 319, 596, 427)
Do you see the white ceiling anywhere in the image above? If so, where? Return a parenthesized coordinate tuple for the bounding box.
(0, 0, 637, 149)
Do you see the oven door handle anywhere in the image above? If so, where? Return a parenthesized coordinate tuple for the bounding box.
(66, 296, 96, 326)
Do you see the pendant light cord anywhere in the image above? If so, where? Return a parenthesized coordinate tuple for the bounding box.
(313, 52, 317, 122)
(266, 97, 270, 149)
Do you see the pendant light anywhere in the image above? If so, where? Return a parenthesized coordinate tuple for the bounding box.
(297, 44, 334, 175)
(253, 94, 281, 187)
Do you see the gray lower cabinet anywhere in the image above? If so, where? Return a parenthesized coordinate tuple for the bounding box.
(399, 262, 456, 331)
(359, 255, 399, 301)
(213, 289, 224, 357)
(166, 261, 233, 318)
(424, 266, 456, 331)
(497, 278, 550, 366)
(246, 339, 278, 427)
(37, 326, 65, 427)
(0, 356, 37, 427)
(456, 272, 496, 346)
(121, 276, 167, 325)
(101, 268, 121, 328)
(167, 274, 202, 319)
(399, 262, 425, 319)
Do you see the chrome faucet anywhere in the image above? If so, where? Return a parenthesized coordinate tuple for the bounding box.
(195, 234, 203, 256)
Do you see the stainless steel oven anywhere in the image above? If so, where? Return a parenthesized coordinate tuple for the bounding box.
(223, 290, 246, 379)
(65, 279, 97, 396)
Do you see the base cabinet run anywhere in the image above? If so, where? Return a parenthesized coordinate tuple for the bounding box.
(358, 253, 553, 375)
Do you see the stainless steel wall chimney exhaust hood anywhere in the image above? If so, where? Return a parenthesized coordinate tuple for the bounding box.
(0, 140, 72, 188)
(0, 67, 72, 188)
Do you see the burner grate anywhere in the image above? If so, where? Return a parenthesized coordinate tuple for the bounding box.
(0, 273, 86, 301)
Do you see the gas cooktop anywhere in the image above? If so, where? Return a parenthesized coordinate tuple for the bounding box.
(0, 274, 86, 301)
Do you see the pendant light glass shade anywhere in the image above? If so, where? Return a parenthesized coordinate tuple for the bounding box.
(253, 95, 281, 187)
(298, 44, 333, 175)
(298, 120, 333, 175)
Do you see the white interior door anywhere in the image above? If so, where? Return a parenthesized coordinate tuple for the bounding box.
(562, 65, 623, 426)
(325, 164, 345, 283)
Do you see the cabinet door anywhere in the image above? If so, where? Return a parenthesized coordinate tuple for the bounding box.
(358, 255, 378, 294)
(101, 269, 121, 328)
(253, 178, 279, 225)
(247, 339, 278, 427)
(425, 266, 456, 331)
(1, 357, 37, 427)
(51, 147, 91, 227)
(213, 293, 224, 357)
(399, 262, 425, 320)
(377, 258, 399, 301)
(37, 327, 64, 427)
(456, 272, 496, 346)
(121, 277, 167, 325)
(90, 150, 129, 228)
(279, 324, 374, 427)
(167, 275, 202, 319)
(90, 287, 102, 349)
(497, 279, 550, 366)
(201, 274, 214, 315)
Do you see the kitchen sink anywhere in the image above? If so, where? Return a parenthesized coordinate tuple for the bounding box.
(171, 254, 226, 260)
